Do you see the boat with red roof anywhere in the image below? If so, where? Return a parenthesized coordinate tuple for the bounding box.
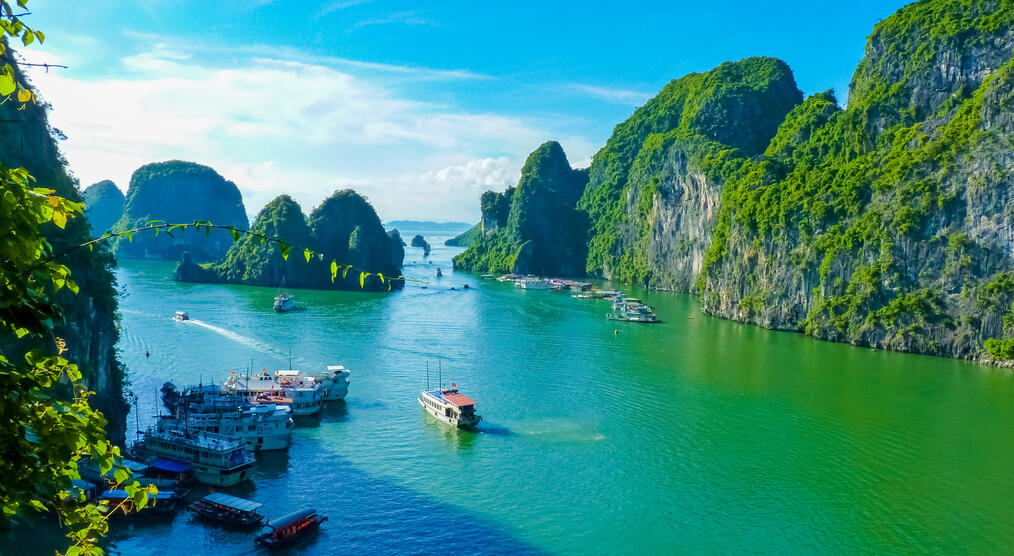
(419, 387, 482, 428)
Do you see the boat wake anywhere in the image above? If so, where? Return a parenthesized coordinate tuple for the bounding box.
(184, 319, 309, 366)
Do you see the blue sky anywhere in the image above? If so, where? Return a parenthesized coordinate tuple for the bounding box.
(22, 0, 909, 222)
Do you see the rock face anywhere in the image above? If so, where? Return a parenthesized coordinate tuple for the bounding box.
(568, 0, 1014, 362)
(112, 161, 248, 261)
(410, 234, 431, 256)
(453, 141, 590, 275)
(0, 49, 127, 441)
(176, 190, 404, 291)
(83, 180, 124, 236)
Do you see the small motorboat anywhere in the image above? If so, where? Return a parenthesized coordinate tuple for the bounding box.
(255, 508, 327, 548)
(190, 492, 264, 527)
(435, 268, 443, 278)
(174, 311, 189, 321)
(274, 292, 295, 312)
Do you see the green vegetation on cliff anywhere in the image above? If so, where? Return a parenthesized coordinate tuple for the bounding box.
(445, 223, 480, 247)
(112, 160, 248, 261)
(176, 190, 405, 291)
(453, 141, 590, 275)
(82, 179, 124, 237)
(577, 56, 803, 280)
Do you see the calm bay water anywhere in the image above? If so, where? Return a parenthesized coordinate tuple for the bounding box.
(13, 234, 1014, 554)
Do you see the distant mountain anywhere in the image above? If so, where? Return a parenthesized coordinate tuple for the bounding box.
(176, 190, 405, 292)
(112, 160, 248, 261)
(386, 220, 472, 233)
(83, 179, 124, 236)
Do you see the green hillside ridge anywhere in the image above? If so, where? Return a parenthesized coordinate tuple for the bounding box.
(176, 190, 405, 291)
(82, 179, 124, 236)
(445, 223, 480, 247)
(112, 160, 249, 261)
(453, 141, 590, 275)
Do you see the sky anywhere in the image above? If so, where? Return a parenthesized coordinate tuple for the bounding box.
(19, 0, 910, 223)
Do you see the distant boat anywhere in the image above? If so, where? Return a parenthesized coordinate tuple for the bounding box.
(190, 492, 265, 527)
(274, 292, 295, 312)
(419, 387, 482, 428)
(435, 267, 443, 278)
(174, 311, 189, 321)
(255, 508, 327, 548)
(514, 278, 553, 290)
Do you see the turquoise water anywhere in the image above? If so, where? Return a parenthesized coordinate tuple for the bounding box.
(12, 234, 1014, 554)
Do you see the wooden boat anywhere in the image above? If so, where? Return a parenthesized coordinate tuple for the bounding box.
(190, 492, 264, 527)
(100, 489, 183, 518)
(255, 508, 327, 548)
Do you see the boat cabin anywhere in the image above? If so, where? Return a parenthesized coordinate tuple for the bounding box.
(255, 508, 327, 548)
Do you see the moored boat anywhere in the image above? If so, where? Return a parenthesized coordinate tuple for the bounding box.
(418, 388, 482, 428)
(514, 278, 553, 290)
(255, 508, 327, 548)
(190, 492, 265, 527)
(313, 365, 351, 401)
(223, 370, 324, 416)
(130, 428, 256, 487)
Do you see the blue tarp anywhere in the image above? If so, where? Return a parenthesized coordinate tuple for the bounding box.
(147, 458, 191, 473)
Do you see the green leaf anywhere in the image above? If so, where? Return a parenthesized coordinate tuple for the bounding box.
(343, 266, 351, 279)
(229, 227, 240, 242)
(279, 242, 290, 261)
(30, 500, 46, 512)
(125, 230, 133, 243)
(360, 272, 366, 289)
(146, 220, 165, 226)
(330, 261, 337, 283)
(35, 30, 44, 44)
(304, 248, 311, 263)
(113, 467, 129, 485)
(21, 29, 33, 46)
(377, 272, 385, 284)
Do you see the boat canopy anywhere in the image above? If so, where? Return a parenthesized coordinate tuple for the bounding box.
(118, 459, 149, 473)
(442, 391, 476, 408)
(326, 365, 346, 371)
(275, 370, 301, 376)
(101, 489, 178, 500)
(265, 508, 317, 530)
(148, 458, 192, 474)
(203, 492, 263, 512)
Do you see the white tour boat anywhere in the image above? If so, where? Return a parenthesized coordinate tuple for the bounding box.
(131, 428, 256, 487)
(223, 371, 323, 416)
(418, 388, 482, 428)
(313, 365, 351, 401)
(514, 278, 553, 290)
(160, 390, 294, 452)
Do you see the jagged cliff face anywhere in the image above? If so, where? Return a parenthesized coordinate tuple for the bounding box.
(454, 141, 590, 275)
(0, 48, 127, 441)
(697, 0, 1014, 361)
(579, 56, 803, 285)
(177, 190, 405, 291)
(83, 179, 124, 236)
(113, 160, 248, 261)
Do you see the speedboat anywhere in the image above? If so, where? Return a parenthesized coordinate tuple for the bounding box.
(174, 311, 189, 321)
(274, 293, 295, 312)
(418, 387, 482, 428)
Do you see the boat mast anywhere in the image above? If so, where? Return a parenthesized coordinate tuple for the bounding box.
(426, 362, 429, 390)
(438, 360, 442, 389)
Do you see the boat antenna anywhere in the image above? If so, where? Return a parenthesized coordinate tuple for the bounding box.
(426, 362, 430, 390)
(438, 360, 442, 389)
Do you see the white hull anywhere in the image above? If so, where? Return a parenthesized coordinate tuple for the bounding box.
(418, 396, 480, 428)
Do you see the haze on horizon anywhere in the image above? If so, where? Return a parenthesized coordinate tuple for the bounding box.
(20, 0, 907, 223)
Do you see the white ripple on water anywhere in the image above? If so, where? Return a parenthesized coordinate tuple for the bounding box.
(182, 319, 311, 367)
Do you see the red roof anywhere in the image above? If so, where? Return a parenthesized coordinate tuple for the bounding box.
(442, 391, 476, 407)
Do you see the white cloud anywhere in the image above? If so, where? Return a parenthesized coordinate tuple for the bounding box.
(22, 45, 563, 222)
(570, 83, 652, 105)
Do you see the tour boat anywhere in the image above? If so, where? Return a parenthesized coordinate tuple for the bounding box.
(313, 365, 351, 401)
(189, 492, 265, 527)
(174, 311, 189, 321)
(161, 383, 295, 451)
(130, 428, 256, 487)
(606, 311, 661, 323)
(100, 489, 183, 518)
(418, 387, 482, 428)
(255, 508, 327, 548)
(514, 278, 553, 290)
(273, 293, 295, 312)
(223, 370, 324, 416)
